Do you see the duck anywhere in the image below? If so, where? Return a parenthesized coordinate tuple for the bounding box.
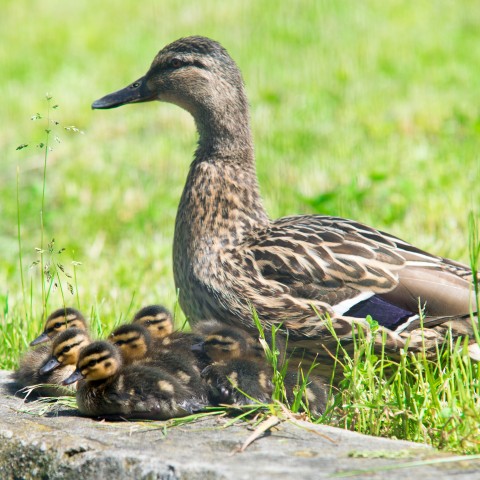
(92, 36, 479, 362)
(196, 326, 274, 405)
(132, 304, 212, 368)
(108, 323, 207, 399)
(12, 307, 89, 396)
(30, 307, 88, 346)
(197, 325, 328, 414)
(38, 328, 91, 378)
(282, 369, 328, 418)
(13, 344, 65, 397)
(132, 304, 174, 339)
(12, 328, 90, 397)
(63, 341, 205, 419)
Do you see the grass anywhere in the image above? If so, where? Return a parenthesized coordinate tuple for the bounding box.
(1, 0, 479, 455)
(327, 326, 480, 453)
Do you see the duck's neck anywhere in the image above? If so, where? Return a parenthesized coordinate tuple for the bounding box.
(175, 104, 269, 255)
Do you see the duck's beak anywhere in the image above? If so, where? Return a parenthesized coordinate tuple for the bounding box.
(92, 75, 156, 109)
(62, 370, 84, 385)
(30, 332, 50, 346)
(191, 342, 205, 353)
(39, 357, 60, 375)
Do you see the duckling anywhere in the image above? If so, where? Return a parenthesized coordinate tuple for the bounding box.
(132, 304, 210, 368)
(108, 323, 207, 399)
(194, 322, 285, 364)
(13, 328, 90, 397)
(38, 328, 91, 378)
(30, 307, 88, 346)
(12, 307, 88, 396)
(63, 341, 204, 419)
(93, 36, 479, 363)
(132, 304, 174, 340)
(196, 326, 273, 405)
(282, 369, 328, 418)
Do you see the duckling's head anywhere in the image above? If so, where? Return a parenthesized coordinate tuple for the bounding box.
(132, 305, 173, 340)
(199, 327, 251, 362)
(63, 341, 121, 385)
(30, 307, 88, 346)
(39, 328, 91, 375)
(108, 323, 152, 364)
(92, 36, 248, 133)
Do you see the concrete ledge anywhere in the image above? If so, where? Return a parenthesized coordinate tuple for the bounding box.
(0, 370, 477, 479)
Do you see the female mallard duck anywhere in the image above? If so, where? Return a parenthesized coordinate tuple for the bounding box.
(63, 341, 204, 419)
(30, 307, 88, 346)
(108, 323, 207, 398)
(92, 36, 478, 360)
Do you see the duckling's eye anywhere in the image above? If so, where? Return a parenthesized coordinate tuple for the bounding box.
(54, 322, 63, 329)
(87, 360, 96, 368)
(114, 340, 124, 346)
(170, 58, 183, 68)
(62, 345, 71, 354)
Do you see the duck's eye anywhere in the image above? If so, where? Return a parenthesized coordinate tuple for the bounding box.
(62, 345, 71, 354)
(130, 82, 140, 89)
(54, 322, 63, 329)
(170, 58, 183, 68)
(88, 360, 96, 368)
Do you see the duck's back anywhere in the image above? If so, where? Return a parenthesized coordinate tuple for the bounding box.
(77, 365, 203, 419)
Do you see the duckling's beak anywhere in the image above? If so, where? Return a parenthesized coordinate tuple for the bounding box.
(92, 75, 156, 109)
(30, 332, 50, 346)
(191, 342, 205, 353)
(39, 357, 60, 375)
(62, 370, 84, 385)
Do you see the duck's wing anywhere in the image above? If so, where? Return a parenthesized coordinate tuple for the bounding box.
(237, 215, 475, 335)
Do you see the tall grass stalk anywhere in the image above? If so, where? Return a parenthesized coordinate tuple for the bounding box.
(16, 167, 27, 318)
(38, 94, 55, 323)
(468, 213, 480, 324)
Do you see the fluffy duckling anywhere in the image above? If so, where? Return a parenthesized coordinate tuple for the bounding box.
(38, 327, 91, 378)
(198, 326, 328, 414)
(282, 369, 328, 418)
(108, 323, 206, 399)
(13, 328, 90, 397)
(30, 307, 88, 346)
(196, 326, 273, 405)
(132, 304, 210, 368)
(63, 341, 204, 419)
(132, 304, 174, 340)
(12, 307, 88, 396)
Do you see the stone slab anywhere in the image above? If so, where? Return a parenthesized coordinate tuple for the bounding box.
(0, 370, 478, 479)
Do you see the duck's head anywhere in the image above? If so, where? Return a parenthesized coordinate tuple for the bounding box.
(132, 305, 173, 340)
(195, 327, 250, 362)
(108, 323, 152, 364)
(30, 307, 88, 346)
(63, 341, 121, 385)
(39, 328, 91, 375)
(92, 36, 248, 132)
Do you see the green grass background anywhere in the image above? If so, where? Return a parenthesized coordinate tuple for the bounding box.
(1, 0, 479, 367)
